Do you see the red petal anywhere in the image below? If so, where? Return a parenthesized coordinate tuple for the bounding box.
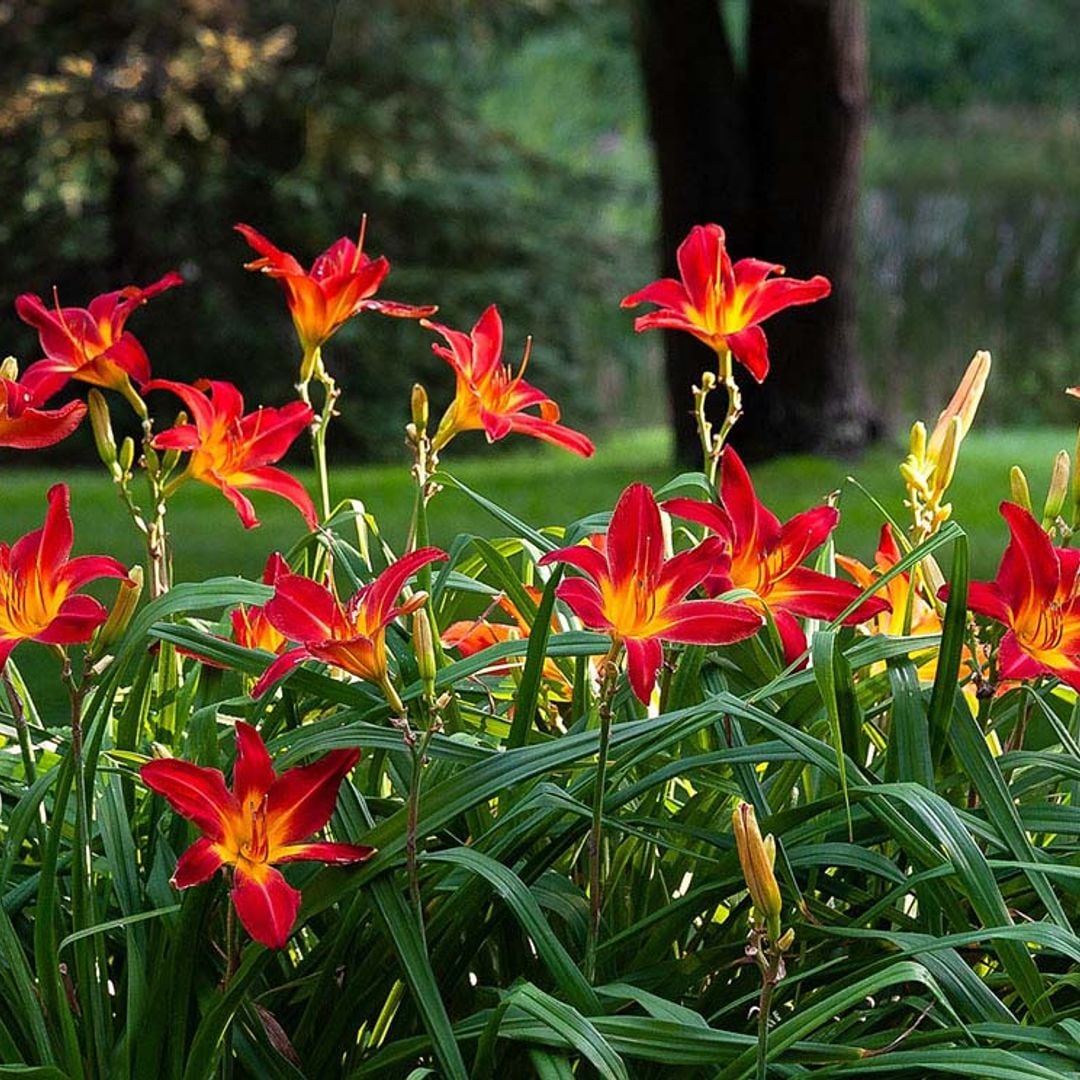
(773, 610, 809, 666)
(234, 467, 317, 529)
(172, 837, 227, 888)
(538, 542, 609, 582)
(361, 547, 447, 631)
(719, 448, 781, 554)
(470, 305, 505, 383)
(233, 722, 275, 807)
(962, 581, 1011, 623)
(767, 566, 889, 623)
(620, 277, 691, 312)
(264, 572, 343, 644)
(997, 631, 1051, 683)
(625, 636, 663, 703)
(235, 223, 305, 276)
(505, 412, 595, 457)
(0, 398, 86, 450)
(266, 748, 360, 846)
(250, 646, 310, 698)
(607, 483, 663, 588)
(739, 273, 831, 325)
(554, 578, 611, 631)
(724, 325, 770, 383)
(658, 599, 763, 644)
(655, 537, 728, 602)
(141, 759, 238, 840)
(231, 864, 301, 950)
(675, 224, 725, 313)
(275, 841, 375, 864)
(997, 502, 1059, 617)
(662, 497, 732, 540)
(33, 594, 107, 645)
(775, 506, 839, 570)
(362, 299, 439, 319)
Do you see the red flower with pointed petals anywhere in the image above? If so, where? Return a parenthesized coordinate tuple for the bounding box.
(0, 372, 86, 449)
(0, 485, 129, 669)
(538, 483, 761, 702)
(423, 305, 594, 458)
(232, 553, 290, 655)
(141, 721, 373, 949)
(16, 272, 182, 399)
(620, 224, 830, 382)
(943, 502, 1080, 690)
(252, 547, 449, 699)
(235, 221, 436, 379)
(665, 448, 888, 662)
(148, 379, 316, 530)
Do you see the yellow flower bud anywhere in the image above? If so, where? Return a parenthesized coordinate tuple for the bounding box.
(931, 415, 962, 500)
(908, 419, 927, 463)
(411, 383, 429, 431)
(118, 437, 136, 475)
(87, 390, 119, 472)
(1043, 450, 1070, 528)
(926, 350, 991, 464)
(93, 566, 144, 654)
(732, 802, 782, 942)
(412, 607, 437, 699)
(0, 356, 18, 382)
(1010, 466, 1032, 512)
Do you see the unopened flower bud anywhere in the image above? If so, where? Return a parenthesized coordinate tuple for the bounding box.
(700, 370, 716, 391)
(87, 390, 118, 472)
(159, 411, 187, 474)
(732, 802, 783, 942)
(411, 383, 429, 431)
(412, 607, 437, 699)
(776, 927, 795, 952)
(1010, 466, 1032, 512)
(908, 419, 927, 463)
(1073, 430, 1080, 528)
(118, 437, 135, 475)
(0, 356, 18, 382)
(932, 415, 961, 499)
(150, 741, 173, 760)
(1043, 450, 1070, 528)
(92, 566, 144, 654)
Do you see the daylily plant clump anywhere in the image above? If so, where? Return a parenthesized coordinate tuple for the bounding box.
(2, 215, 1079, 1079)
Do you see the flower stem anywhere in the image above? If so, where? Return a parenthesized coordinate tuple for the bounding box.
(584, 640, 624, 983)
(692, 348, 742, 489)
(756, 975, 774, 1080)
(299, 350, 339, 525)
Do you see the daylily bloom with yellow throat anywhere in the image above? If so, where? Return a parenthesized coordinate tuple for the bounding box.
(620, 223, 830, 382)
(16, 272, 182, 402)
(423, 305, 595, 457)
(539, 483, 762, 702)
(944, 502, 1080, 690)
(141, 722, 373, 949)
(149, 379, 316, 530)
(252, 547, 448, 703)
(236, 220, 437, 381)
(232, 553, 290, 655)
(0, 359, 86, 449)
(665, 448, 888, 663)
(0, 485, 129, 669)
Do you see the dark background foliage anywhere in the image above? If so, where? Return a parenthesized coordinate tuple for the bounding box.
(0, 0, 1076, 461)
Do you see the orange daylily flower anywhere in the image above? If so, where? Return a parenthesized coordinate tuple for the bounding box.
(665, 448, 888, 663)
(141, 722, 373, 949)
(235, 220, 437, 381)
(251, 547, 448, 702)
(620, 223, 830, 382)
(16, 272, 182, 402)
(0, 485, 129, 669)
(945, 502, 1080, 690)
(539, 483, 762, 702)
(423, 305, 595, 457)
(443, 590, 571, 696)
(148, 379, 316, 530)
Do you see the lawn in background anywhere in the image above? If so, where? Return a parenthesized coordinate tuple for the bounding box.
(1, 424, 1071, 716)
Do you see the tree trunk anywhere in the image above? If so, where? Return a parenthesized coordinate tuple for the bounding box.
(636, 0, 875, 466)
(634, 0, 754, 467)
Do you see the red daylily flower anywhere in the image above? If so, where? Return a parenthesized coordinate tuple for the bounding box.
(944, 502, 1080, 690)
(538, 483, 762, 702)
(620, 223, 830, 382)
(235, 220, 437, 380)
(0, 370, 86, 449)
(0, 485, 129, 669)
(232, 553, 290, 655)
(423, 305, 594, 457)
(665, 448, 888, 663)
(252, 547, 449, 700)
(16, 272, 182, 399)
(141, 722, 373, 949)
(149, 379, 316, 530)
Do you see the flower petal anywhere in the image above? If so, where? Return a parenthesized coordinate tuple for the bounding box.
(624, 636, 663, 704)
(172, 837, 227, 889)
(233, 722, 275, 808)
(266, 748, 361, 847)
(141, 758, 238, 840)
(607, 483, 663, 588)
(231, 863, 301, 950)
(275, 840, 375, 864)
